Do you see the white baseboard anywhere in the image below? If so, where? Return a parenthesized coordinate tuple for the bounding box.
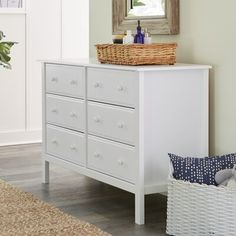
(0, 129, 42, 146)
(145, 183, 167, 195)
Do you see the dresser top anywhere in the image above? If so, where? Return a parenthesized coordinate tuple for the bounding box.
(41, 58, 211, 72)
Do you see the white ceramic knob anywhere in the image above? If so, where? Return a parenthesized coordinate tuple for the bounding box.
(94, 82, 101, 88)
(118, 160, 124, 166)
(52, 139, 58, 144)
(51, 77, 58, 82)
(117, 122, 125, 129)
(51, 108, 58, 113)
(70, 112, 77, 118)
(118, 85, 125, 91)
(70, 80, 77, 85)
(94, 152, 101, 158)
(70, 145, 77, 151)
(94, 117, 101, 123)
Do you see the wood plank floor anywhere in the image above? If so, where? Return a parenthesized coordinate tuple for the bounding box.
(0, 144, 167, 236)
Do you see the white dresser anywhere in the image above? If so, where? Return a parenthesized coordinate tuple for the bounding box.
(42, 59, 211, 224)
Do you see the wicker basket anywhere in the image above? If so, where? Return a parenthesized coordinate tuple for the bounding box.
(96, 43, 177, 66)
(166, 176, 236, 236)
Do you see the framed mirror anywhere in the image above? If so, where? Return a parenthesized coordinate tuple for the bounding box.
(113, 0, 179, 35)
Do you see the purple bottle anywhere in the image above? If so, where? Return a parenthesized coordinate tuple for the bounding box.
(134, 20, 144, 44)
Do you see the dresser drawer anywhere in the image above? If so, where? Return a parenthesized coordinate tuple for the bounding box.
(87, 68, 138, 107)
(88, 102, 136, 145)
(46, 94, 85, 132)
(88, 136, 136, 183)
(46, 64, 85, 98)
(46, 125, 85, 166)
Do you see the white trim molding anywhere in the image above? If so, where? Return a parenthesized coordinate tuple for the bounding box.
(0, 129, 41, 146)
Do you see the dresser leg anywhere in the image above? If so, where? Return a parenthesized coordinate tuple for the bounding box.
(135, 193, 145, 225)
(42, 160, 50, 184)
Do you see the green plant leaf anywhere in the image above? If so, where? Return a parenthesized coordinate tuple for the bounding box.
(0, 31, 5, 41)
(0, 32, 17, 69)
(0, 42, 15, 54)
(133, 0, 145, 7)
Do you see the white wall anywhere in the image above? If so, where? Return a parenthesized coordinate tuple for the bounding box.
(0, 14, 29, 144)
(89, 0, 236, 156)
(0, 0, 89, 146)
(62, 0, 89, 59)
(89, 0, 112, 57)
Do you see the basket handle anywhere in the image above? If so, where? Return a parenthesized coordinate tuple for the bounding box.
(168, 159, 174, 179)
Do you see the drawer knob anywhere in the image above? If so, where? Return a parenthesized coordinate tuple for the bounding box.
(70, 80, 77, 85)
(70, 112, 77, 118)
(94, 82, 101, 88)
(118, 85, 125, 92)
(51, 139, 58, 144)
(117, 122, 125, 129)
(51, 77, 58, 82)
(94, 152, 102, 159)
(94, 117, 101, 123)
(118, 160, 124, 166)
(70, 145, 77, 151)
(51, 108, 58, 114)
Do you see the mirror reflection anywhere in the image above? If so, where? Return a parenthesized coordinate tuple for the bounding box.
(128, 0, 166, 18)
(0, 0, 22, 8)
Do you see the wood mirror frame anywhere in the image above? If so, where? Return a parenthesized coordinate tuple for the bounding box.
(113, 0, 179, 35)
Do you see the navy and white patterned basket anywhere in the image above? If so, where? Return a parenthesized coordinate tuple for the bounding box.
(166, 166, 236, 236)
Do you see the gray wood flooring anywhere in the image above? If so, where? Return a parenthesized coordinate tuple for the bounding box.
(0, 144, 167, 236)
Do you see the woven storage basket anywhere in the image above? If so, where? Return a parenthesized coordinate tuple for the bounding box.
(166, 176, 236, 236)
(96, 43, 177, 66)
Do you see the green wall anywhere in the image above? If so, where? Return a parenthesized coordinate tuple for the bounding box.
(90, 0, 236, 155)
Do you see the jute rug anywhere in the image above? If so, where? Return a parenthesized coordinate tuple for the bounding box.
(0, 179, 111, 236)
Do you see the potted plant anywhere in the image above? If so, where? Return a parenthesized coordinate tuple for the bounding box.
(0, 31, 17, 69)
